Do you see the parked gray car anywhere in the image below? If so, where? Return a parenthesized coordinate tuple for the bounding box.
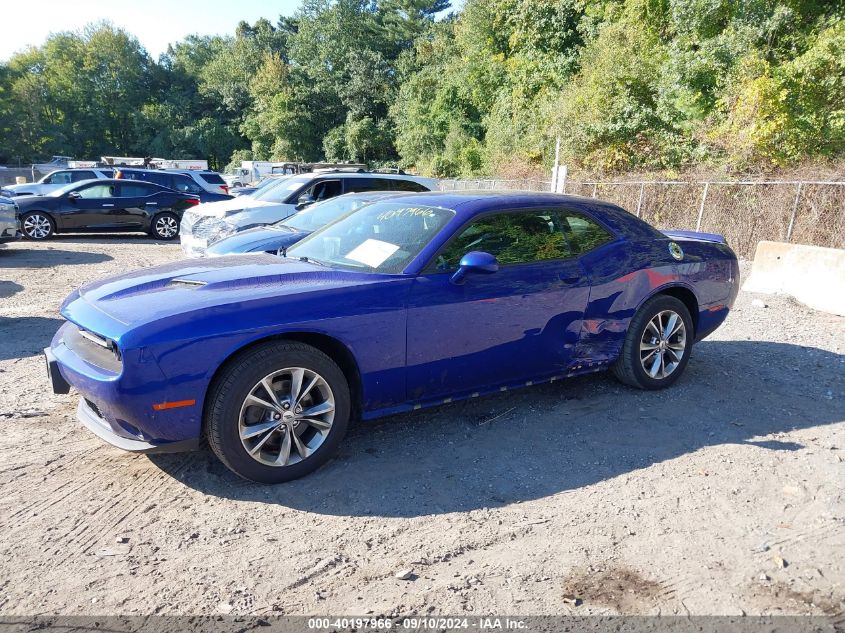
(0, 196, 20, 245)
(5, 168, 114, 197)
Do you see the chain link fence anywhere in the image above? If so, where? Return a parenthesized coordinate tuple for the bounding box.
(439, 178, 845, 258)
(0, 167, 37, 187)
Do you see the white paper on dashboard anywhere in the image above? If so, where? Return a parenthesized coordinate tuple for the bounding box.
(345, 239, 400, 267)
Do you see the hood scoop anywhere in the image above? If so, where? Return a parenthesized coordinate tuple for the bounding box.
(167, 278, 208, 289)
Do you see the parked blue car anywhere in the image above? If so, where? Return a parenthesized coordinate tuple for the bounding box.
(46, 192, 739, 483)
(206, 191, 402, 256)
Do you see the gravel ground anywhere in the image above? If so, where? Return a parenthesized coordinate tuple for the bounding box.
(0, 235, 843, 617)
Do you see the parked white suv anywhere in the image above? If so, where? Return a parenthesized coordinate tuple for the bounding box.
(180, 171, 437, 257)
(5, 168, 114, 197)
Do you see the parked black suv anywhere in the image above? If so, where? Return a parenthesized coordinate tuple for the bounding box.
(115, 168, 231, 203)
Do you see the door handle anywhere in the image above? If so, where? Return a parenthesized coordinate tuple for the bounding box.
(102, 204, 114, 207)
(145, 202, 158, 206)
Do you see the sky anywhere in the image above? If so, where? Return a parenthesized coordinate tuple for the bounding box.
(1, 0, 300, 61)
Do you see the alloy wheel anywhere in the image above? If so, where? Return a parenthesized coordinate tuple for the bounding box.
(238, 367, 335, 467)
(154, 216, 178, 239)
(23, 214, 51, 239)
(639, 309, 687, 380)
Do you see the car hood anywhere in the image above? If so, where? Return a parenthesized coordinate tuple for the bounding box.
(61, 254, 389, 339)
(192, 195, 280, 218)
(206, 225, 311, 256)
(14, 193, 55, 207)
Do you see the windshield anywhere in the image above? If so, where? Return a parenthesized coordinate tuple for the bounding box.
(280, 195, 378, 232)
(253, 175, 308, 203)
(287, 202, 454, 273)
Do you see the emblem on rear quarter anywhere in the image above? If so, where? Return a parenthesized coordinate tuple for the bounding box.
(669, 242, 684, 261)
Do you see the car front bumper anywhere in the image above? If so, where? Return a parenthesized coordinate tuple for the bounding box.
(46, 322, 205, 453)
(180, 234, 209, 258)
(76, 397, 199, 454)
(0, 223, 20, 243)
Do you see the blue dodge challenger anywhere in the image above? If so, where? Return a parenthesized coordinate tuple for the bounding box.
(46, 192, 739, 483)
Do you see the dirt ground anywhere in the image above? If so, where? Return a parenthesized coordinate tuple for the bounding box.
(0, 235, 843, 617)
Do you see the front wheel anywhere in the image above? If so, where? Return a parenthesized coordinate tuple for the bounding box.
(21, 212, 55, 240)
(150, 212, 180, 240)
(612, 295, 693, 390)
(206, 341, 351, 483)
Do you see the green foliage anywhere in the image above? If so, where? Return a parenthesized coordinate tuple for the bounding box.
(0, 1, 842, 175)
(713, 18, 845, 166)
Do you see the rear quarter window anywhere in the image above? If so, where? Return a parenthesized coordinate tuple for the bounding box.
(563, 212, 614, 255)
(172, 175, 203, 194)
(198, 173, 225, 185)
(392, 179, 429, 192)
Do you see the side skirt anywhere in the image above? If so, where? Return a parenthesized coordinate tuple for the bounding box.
(361, 361, 612, 422)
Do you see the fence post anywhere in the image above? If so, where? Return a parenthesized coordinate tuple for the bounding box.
(786, 182, 803, 242)
(592, 183, 598, 198)
(635, 182, 645, 218)
(551, 137, 560, 193)
(554, 165, 567, 194)
(695, 182, 710, 232)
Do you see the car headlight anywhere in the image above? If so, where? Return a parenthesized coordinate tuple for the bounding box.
(200, 218, 238, 245)
(181, 210, 198, 228)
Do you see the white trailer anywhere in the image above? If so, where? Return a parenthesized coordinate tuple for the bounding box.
(223, 161, 275, 187)
(99, 157, 209, 170)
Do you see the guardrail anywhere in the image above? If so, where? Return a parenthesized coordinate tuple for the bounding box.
(439, 178, 845, 258)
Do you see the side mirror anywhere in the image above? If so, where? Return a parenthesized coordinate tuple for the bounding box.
(296, 193, 315, 209)
(67, 191, 81, 200)
(450, 251, 499, 285)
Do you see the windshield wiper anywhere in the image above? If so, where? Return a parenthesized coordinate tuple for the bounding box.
(277, 245, 288, 258)
(298, 256, 330, 267)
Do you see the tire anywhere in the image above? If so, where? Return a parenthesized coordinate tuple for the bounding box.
(206, 341, 351, 483)
(150, 212, 180, 240)
(612, 294, 693, 390)
(21, 211, 55, 240)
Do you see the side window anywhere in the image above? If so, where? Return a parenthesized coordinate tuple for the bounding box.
(343, 178, 378, 193)
(392, 179, 428, 192)
(71, 170, 96, 182)
(172, 175, 202, 193)
(118, 183, 154, 197)
(430, 210, 574, 272)
(47, 171, 72, 185)
(306, 179, 342, 202)
(78, 184, 116, 199)
(562, 212, 613, 255)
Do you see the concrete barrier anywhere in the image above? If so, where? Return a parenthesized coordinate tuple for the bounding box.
(743, 241, 845, 316)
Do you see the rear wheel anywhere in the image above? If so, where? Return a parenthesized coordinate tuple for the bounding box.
(21, 212, 54, 240)
(150, 212, 179, 240)
(206, 341, 351, 483)
(612, 295, 693, 390)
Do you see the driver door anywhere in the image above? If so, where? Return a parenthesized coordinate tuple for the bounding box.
(405, 209, 590, 400)
(58, 182, 122, 230)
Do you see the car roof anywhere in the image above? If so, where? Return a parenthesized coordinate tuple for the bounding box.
(298, 171, 427, 181)
(376, 191, 663, 239)
(332, 191, 404, 200)
(47, 167, 111, 172)
(77, 178, 165, 187)
(161, 169, 218, 174)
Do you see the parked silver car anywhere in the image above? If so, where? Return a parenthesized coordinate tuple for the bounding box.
(5, 168, 114, 197)
(0, 196, 20, 246)
(180, 170, 437, 257)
